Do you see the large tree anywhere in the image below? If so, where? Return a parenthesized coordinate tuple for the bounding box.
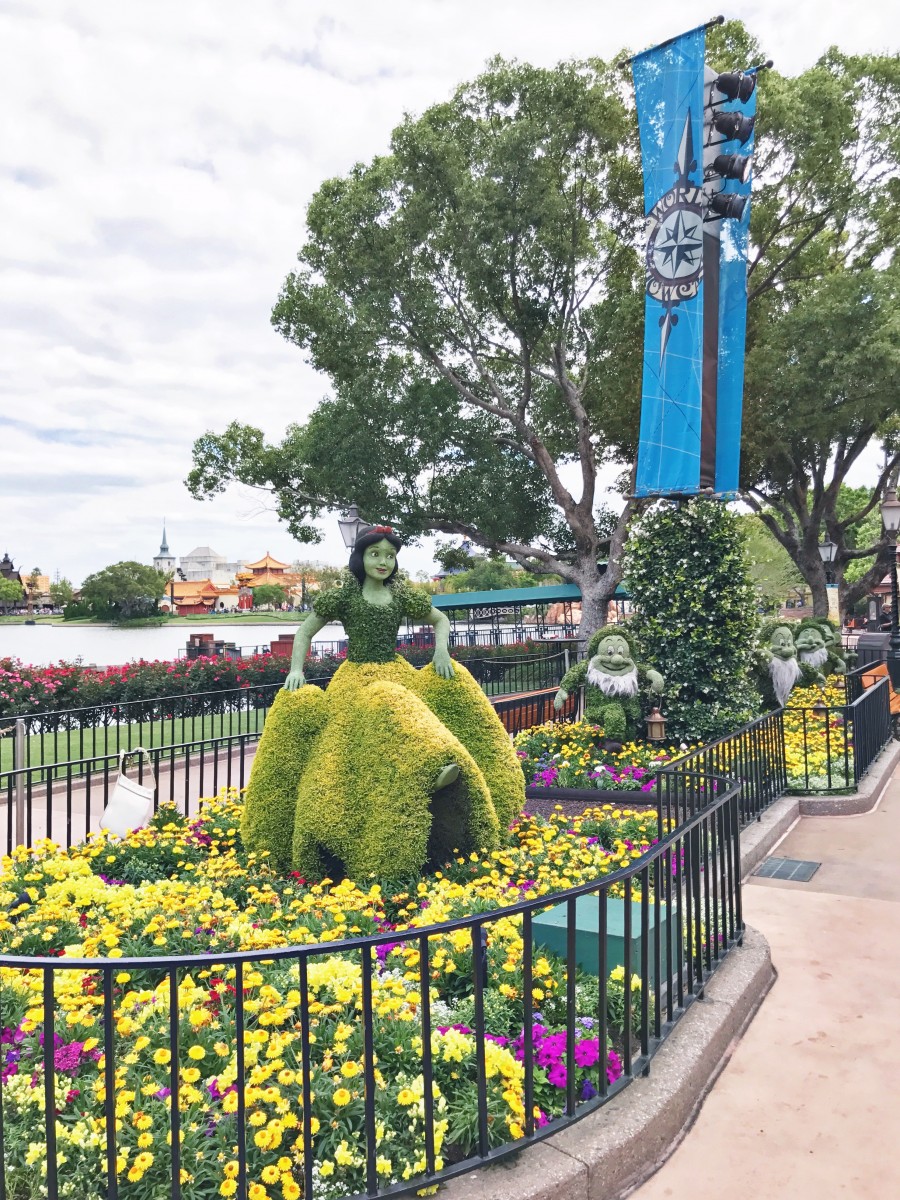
(80, 562, 169, 622)
(189, 29, 900, 631)
(588, 34, 900, 617)
(737, 47, 900, 617)
(188, 56, 644, 634)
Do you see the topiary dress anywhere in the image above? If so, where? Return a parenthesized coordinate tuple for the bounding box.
(242, 573, 524, 880)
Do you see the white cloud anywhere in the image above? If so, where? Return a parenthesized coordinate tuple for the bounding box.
(0, 0, 894, 587)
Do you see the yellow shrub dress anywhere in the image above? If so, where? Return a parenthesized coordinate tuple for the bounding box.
(242, 573, 524, 879)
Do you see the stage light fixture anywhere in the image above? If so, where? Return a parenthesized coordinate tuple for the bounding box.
(714, 71, 756, 103)
(712, 111, 755, 144)
(713, 153, 753, 184)
(708, 192, 747, 220)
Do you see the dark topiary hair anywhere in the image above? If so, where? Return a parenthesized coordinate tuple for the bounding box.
(348, 526, 403, 587)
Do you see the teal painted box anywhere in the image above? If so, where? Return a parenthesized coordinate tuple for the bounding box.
(532, 897, 671, 984)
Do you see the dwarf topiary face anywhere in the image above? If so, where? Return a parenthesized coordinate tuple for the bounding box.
(795, 625, 826, 654)
(768, 626, 796, 660)
(590, 634, 634, 675)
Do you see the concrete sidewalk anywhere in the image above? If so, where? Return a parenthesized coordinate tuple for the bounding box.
(629, 769, 900, 1199)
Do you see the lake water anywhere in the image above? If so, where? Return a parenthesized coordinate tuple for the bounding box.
(0, 622, 348, 668)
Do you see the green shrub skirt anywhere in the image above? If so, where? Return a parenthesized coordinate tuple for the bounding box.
(242, 658, 524, 879)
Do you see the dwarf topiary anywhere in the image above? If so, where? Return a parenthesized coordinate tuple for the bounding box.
(795, 617, 846, 682)
(242, 527, 523, 879)
(553, 626, 664, 742)
(755, 619, 812, 709)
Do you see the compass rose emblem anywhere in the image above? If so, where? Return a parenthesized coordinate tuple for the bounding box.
(645, 111, 704, 357)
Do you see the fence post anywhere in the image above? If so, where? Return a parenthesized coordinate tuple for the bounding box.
(563, 647, 570, 675)
(14, 718, 25, 849)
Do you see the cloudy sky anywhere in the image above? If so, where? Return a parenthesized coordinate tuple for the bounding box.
(2, 0, 896, 587)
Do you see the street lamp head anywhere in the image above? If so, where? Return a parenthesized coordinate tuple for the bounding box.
(818, 537, 837, 565)
(337, 503, 366, 550)
(881, 488, 900, 535)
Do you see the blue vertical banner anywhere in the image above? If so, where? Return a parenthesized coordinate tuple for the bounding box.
(632, 27, 707, 497)
(714, 86, 757, 494)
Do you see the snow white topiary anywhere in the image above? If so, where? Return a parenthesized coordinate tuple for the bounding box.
(242, 526, 523, 879)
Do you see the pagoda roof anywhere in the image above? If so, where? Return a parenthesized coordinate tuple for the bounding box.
(245, 551, 289, 570)
(249, 569, 299, 588)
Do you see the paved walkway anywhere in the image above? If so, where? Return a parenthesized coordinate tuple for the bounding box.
(630, 769, 900, 1199)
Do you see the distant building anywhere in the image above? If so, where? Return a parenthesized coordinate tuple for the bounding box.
(0, 553, 21, 587)
(152, 524, 176, 576)
(178, 545, 246, 586)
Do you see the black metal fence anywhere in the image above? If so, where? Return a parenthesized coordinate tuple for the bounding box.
(655, 710, 787, 830)
(784, 673, 892, 792)
(0, 773, 742, 1200)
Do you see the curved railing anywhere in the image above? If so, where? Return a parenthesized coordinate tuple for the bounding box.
(0, 769, 742, 1200)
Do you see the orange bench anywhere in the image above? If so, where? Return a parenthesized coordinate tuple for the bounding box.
(492, 686, 578, 734)
(860, 662, 900, 716)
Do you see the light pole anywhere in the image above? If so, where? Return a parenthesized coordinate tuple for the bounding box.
(879, 488, 900, 686)
(337, 503, 366, 551)
(818, 536, 837, 585)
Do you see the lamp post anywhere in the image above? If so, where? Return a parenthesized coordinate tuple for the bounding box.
(880, 488, 900, 687)
(818, 536, 837, 585)
(337, 503, 366, 551)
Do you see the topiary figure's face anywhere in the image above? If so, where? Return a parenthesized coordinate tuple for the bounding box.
(590, 635, 634, 675)
(795, 626, 825, 654)
(769, 626, 796, 660)
(363, 539, 397, 583)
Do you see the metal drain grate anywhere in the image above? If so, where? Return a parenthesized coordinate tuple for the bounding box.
(753, 857, 821, 883)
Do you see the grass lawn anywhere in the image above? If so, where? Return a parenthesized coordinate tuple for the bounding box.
(0, 707, 269, 774)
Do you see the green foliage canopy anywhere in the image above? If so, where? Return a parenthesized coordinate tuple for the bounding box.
(79, 562, 169, 623)
(188, 55, 645, 636)
(252, 584, 288, 609)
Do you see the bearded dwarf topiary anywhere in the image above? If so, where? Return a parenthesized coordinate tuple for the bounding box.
(795, 618, 847, 683)
(755, 620, 808, 710)
(553, 627, 664, 742)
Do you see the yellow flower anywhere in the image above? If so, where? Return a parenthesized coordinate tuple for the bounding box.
(153, 1048, 171, 1065)
(332, 1087, 352, 1107)
(187, 1045, 206, 1060)
(397, 1087, 416, 1106)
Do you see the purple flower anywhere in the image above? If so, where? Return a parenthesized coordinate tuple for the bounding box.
(154, 1087, 171, 1100)
(581, 1079, 597, 1101)
(547, 1061, 568, 1089)
(376, 941, 402, 963)
(606, 1049, 623, 1085)
(573, 1038, 600, 1069)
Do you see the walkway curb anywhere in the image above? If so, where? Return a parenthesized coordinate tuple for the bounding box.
(797, 737, 900, 815)
(440, 929, 774, 1200)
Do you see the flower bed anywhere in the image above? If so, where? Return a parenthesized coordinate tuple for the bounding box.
(515, 720, 697, 799)
(0, 794, 657, 1198)
(784, 677, 852, 790)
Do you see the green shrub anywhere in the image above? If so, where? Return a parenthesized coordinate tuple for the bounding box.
(624, 499, 762, 741)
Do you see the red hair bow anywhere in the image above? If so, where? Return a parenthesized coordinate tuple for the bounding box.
(370, 524, 394, 534)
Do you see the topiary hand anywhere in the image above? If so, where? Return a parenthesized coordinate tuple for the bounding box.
(553, 688, 568, 711)
(283, 669, 306, 691)
(432, 649, 455, 679)
(646, 669, 664, 694)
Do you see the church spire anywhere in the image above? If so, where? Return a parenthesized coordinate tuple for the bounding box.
(160, 521, 169, 556)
